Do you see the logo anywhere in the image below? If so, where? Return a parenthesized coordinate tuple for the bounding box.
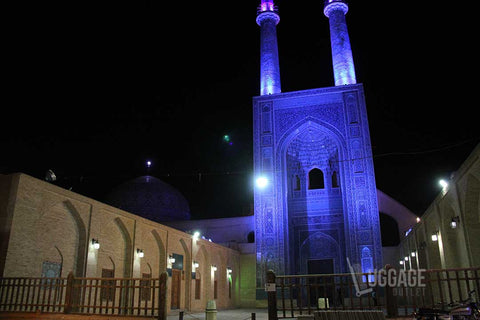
(347, 257, 426, 297)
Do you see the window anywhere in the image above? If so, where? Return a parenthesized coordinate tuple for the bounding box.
(332, 171, 339, 188)
(247, 231, 255, 243)
(41, 261, 61, 285)
(308, 168, 324, 189)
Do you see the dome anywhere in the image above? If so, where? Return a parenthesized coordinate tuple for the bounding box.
(104, 175, 191, 222)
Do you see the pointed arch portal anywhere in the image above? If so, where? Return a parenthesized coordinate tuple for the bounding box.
(253, 86, 383, 291)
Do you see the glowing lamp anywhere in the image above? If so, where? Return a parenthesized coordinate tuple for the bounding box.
(439, 179, 448, 189)
(411, 252, 416, 257)
(450, 216, 459, 229)
(91, 239, 100, 249)
(193, 261, 199, 269)
(431, 232, 438, 242)
(256, 176, 269, 188)
(212, 265, 217, 272)
(137, 249, 144, 258)
(168, 254, 175, 264)
(404, 256, 409, 261)
(193, 231, 200, 239)
(399, 260, 404, 265)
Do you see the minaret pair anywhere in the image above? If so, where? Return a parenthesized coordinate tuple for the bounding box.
(256, 0, 356, 95)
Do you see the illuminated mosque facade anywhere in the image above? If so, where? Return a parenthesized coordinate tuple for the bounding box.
(253, 0, 382, 290)
(2, 0, 478, 314)
(0, 0, 394, 311)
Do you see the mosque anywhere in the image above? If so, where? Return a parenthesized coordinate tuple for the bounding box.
(1, 0, 478, 314)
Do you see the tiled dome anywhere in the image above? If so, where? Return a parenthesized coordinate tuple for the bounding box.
(104, 175, 191, 222)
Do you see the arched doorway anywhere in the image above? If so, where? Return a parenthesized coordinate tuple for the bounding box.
(285, 123, 346, 276)
(299, 231, 342, 275)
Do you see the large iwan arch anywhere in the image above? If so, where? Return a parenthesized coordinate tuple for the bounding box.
(253, 86, 382, 292)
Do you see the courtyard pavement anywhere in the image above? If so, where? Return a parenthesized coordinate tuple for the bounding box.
(167, 308, 269, 320)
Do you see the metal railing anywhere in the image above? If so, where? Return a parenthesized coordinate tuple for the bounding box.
(402, 267, 480, 313)
(0, 272, 168, 319)
(267, 267, 480, 319)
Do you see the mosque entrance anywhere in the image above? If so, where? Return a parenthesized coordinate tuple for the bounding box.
(171, 269, 181, 309)
(307, 259, 334, 275)
(284, 126, 345, 277)
(307, 259, 334, 307)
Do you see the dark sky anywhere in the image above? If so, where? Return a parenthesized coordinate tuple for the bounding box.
(2, 0, 478, 218)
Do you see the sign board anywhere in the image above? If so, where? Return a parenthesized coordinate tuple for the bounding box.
(318, 297, 329, 309)
(265, 283, 276, 292)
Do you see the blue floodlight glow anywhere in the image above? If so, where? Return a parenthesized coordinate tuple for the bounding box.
(257, 0, 281, 96)
(252, 0, 381, 294)
(255, 176, 269, 188)
(260, 1, 274, 12)
(324, 0, 356, 86)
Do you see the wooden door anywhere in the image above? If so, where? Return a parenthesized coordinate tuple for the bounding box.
(214, 280, 218, 299)
(171, 269, 181, 309)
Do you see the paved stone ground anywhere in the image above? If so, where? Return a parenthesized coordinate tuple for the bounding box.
(167, 308, 269, 320)
(0, 309, 410, 320)
(0, 309, 270, 320)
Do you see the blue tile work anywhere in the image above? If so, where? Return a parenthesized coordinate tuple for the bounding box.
(324, 0, 356, 86)
(253, 85, 382, 288)
(256, 1, 281, 96)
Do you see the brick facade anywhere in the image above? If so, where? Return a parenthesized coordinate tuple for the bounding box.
(0, 173, 241, 312)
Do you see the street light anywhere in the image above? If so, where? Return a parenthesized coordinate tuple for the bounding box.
(255, 176, 269, 189)
(450, 216, 460, 229)
(439, 179, 448, 189)
(91, 239, 100, 249)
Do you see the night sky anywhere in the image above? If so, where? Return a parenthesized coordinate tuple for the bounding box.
(2, 0, 478, 218)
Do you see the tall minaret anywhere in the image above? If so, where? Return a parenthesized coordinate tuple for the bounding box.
(324, 0, 356, 86)
(256, 1, 281, 95)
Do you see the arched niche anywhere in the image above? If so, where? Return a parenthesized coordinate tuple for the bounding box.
(299, 231, 341, 274)
(35, 200, 87, 277)
(464, 174, 480, 266)
(179, 238, 191, 310)
(441, 204, 468, 268)
(193, 245, 210, 305)
(151, 230, 166, 276)
(113, 217, 133, 278)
